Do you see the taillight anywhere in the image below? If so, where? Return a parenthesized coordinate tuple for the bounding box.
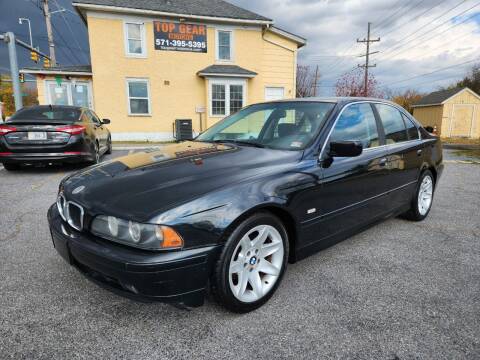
(56, 125, 86, 135)
(0, 125, 17, 135)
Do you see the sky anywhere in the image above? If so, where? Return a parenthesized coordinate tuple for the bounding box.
(1, 0, 479, 96)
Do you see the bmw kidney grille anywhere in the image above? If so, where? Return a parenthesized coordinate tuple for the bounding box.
(57, 193, 84, 231)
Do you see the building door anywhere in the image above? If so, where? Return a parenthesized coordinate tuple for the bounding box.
(451, 105, 474, 137)
(46, 80, 93, 109)
(72, 83, 92, 108)
(47, 82, 70, 106)
(265, 87, 285, 101)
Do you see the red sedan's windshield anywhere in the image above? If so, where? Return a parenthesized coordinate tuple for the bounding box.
(197, 101, 335, 150)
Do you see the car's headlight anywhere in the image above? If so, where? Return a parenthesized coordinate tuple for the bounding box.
(91, 215, 183, 250)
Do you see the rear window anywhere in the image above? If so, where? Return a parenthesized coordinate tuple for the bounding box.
(9, 107, 81, 122)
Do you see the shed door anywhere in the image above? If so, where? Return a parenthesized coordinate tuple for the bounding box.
(451, 105, 474, 137)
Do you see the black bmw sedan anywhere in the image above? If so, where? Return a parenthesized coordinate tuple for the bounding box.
(0, 105, 112, 170)
(48, 98, 443, 312)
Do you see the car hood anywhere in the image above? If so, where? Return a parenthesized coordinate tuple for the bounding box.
(61, 141, 302, 222)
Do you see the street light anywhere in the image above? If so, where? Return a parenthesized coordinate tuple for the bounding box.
(18, 18, 33, 48)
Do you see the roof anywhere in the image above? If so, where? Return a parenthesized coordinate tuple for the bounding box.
(197, 64, 257, 78)
(73, 0, 272, 23)
(20, 65, 92, 76)
(269, 26, 306, 47)
(412, 87, 474, 107)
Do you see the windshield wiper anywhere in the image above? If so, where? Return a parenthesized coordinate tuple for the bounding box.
(199, 139, 265, 148)
(229, 140, 265, 148)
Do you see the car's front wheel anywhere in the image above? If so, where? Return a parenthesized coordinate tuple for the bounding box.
(211, 212, 289, 313)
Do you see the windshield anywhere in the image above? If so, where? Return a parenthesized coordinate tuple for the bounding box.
(9, 106, 81, 122)
(197, 101, 335, 150)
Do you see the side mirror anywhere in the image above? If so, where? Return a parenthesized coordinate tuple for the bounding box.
(102, 119, 111, 125)
(328, 141, 363, 157)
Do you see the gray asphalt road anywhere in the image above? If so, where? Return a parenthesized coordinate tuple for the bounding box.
(0, 154, 479, 360)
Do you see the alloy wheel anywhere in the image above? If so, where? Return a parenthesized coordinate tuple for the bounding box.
(418, 175, 433, 215)
(228, 224, 284, 303)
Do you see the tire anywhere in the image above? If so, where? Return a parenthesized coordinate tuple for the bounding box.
(106, 136, 112, 155)
(3, 163, 20, 171)
(402, 170, 435, 221)
(211, 212, 289, 313)
(90, 142, 100, 165)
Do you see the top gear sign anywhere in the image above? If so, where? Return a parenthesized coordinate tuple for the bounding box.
(154, 21, 207, 53)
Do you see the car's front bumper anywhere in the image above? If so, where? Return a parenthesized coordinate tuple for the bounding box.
(47, 205, 221, 307)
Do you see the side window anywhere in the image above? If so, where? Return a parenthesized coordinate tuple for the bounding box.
(402, 113, 420, 140)
(375, 104, 408, 144)
(125, 22, 145, 56)
(330, 103, 380, 149)
(86, 111, 100, 125)
(90, 111, 102, 125)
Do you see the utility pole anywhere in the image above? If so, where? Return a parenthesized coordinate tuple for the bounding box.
(357, 22, 380, 96)
(3, 33, 23, 110)
(43, 0, 56, 66)
(313, 65, 319, 96)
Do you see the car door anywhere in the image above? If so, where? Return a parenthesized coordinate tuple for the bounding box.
(373, 103, 424, 210)
(86, 110, 107, 150)
(299, 102, 391, 248)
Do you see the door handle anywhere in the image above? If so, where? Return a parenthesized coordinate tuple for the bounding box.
(379, 158, 388, 167)
(417, 149, 423, 156)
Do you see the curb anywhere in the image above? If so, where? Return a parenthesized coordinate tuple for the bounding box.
(443, 144, 480, 150)
(113, 146, 163, 151)
(444, 160, 480, 165)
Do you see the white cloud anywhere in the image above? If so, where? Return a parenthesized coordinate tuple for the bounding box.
(230, 0, 480, 95)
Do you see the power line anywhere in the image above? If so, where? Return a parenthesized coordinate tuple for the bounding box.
(377, 9, 480, 65)
(373, 0, 424, 31)
(383, 58, 478, 87)
(51, 0, 90, 63)
(375, 0, 476, 62)
(379, 0, 446, 38)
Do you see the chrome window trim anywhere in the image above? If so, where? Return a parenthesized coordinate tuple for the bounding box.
(319, 100, 421, 160)
(319, 100, 384, 159)
(65, 201, 84, 231)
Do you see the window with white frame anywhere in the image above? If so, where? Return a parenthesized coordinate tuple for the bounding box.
(126, 79, 150, 115)
(210, 80, 245, 116)
(125, 22, 145, 56)
(216, 30, 233, 61)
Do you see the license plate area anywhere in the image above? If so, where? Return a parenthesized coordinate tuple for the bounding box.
(28, 131, 47, 140)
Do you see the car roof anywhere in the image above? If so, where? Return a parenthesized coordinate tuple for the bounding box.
(16, 105, 87, 112)
(261, 97, 401, 107)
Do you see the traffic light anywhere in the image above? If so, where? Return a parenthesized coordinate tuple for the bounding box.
(43, 58, 51, 68)
(30, 51, 39, 63)
(19, 73, 25, 83)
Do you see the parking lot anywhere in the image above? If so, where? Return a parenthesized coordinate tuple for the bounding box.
(0, 150, 479, 360)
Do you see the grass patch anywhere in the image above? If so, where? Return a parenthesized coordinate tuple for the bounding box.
(452, 149, 480, 159)
(441, 137, 480, 145)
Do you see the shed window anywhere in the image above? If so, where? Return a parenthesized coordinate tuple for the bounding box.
(127, 79, 150, 115)
(125, 23, 145, 56)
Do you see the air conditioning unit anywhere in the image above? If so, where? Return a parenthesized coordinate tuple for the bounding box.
(174, 119, 193, 141)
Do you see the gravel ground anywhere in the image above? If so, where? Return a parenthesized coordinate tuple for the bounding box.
(0, 153, 479, 360)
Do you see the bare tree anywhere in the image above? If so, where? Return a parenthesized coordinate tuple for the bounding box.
(296, 65, 320, 98)
(335, 68, 384, 98)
